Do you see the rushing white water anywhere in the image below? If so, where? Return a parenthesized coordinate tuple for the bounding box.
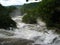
(0, 16, 60, 45)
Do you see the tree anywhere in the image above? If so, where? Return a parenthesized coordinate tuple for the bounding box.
(0, 4, 17, 30)
(37, 0, 60, 30)
(22, 0, 60, 31)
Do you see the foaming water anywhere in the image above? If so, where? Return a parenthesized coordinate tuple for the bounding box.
(12, 16, 59, 45)
(0, 16, 59, 45)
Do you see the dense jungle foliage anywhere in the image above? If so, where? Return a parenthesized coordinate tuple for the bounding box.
(22, 0, 60, 31)
(0, 4, 17, 30)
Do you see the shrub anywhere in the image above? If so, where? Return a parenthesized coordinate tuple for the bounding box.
(22, 15, 37, 24)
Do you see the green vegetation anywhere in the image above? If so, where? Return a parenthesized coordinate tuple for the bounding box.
(22, 0, 60, 31)
(22, 14, 37, 24)
(0, 4, 17, 30)
(6, 6, 17, 13)
(20, 2, 39, 15)
(21, 2, 39, 24)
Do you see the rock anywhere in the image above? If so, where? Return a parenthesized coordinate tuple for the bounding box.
(34, 44, 41, 45)
(0, 38, 34, 45)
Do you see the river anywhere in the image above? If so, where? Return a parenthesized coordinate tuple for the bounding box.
(0, 15, 60, 45)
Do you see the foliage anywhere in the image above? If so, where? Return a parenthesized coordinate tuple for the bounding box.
(6, 6, 17, 13)
(20, 2, 39, 14)
(22, 14, 37, 24)
(0, 4, 17, 30)
(21, 0, 60, 34)
(21, 0, 60, 31)
(21, 2, 39, 24)
(38, 0, 60, 29)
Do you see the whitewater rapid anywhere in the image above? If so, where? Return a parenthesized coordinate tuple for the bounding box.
(0, 16, 60, 45)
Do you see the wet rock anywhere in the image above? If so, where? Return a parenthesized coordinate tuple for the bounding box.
(0, 38, 34, 45)
(34, 44, 41, 45)
(51, 37, 57, 44)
